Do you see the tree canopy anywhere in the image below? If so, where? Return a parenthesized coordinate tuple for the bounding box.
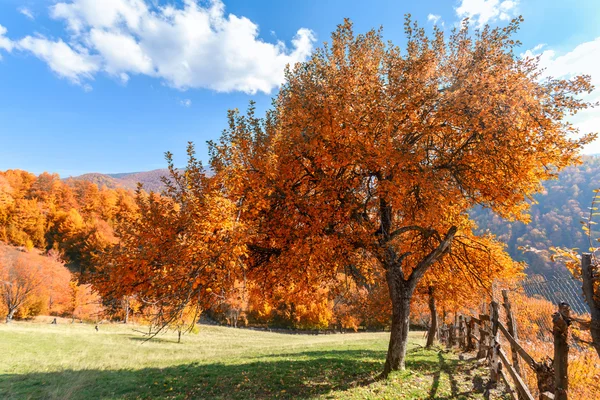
(208, 17, 595, 375)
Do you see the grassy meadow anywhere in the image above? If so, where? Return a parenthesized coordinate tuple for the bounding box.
(0, 321, 502, 399)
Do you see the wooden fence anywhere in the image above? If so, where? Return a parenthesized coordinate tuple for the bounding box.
(439, 290, 571, 400)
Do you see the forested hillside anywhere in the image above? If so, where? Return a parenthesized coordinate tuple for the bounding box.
(470, 155, 600, 277)
(0, 170, 136, 272)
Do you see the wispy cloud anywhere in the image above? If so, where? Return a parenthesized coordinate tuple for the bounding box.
(0, 24, 15, 59)
(180, 99, 192, 107)
(19, 7, 35, 20)
(427, 14, 442, 25)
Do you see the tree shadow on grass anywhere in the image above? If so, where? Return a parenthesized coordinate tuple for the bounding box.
(0, 349, 390, 400)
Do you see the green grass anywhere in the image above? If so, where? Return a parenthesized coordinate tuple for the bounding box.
(0, 321, 503, 399)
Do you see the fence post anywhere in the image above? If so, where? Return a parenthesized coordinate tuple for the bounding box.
(477, 314, 489, 359)
(458, 315, 465, 349)
(490, 301, 501, 385)
(502, 290, 522, 376)
(581, 253, 600, 359)
(452, 312, 460, 346)
(552, 302, 570, 400)
(466, 317, 474, 351)
(448, 322, 455, 348)
(535, 358, 555, 400)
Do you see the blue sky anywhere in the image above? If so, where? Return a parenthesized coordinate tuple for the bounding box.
(0, 0, 599, 177)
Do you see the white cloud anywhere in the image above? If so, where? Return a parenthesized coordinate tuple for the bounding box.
(455, 0, 518, 27)
(19, 7, 35, 20)
(17, 36, 100, 84)
(51, 0, 148, 33)
(0, 25, 15, 56)
(89, 29, 153, 76)
(180, 99, 192, 107)
(427, 14, 441, 25)
(3, 0, 316, 93)
(523, 38, 600, 154)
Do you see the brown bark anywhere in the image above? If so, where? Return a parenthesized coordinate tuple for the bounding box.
(5, 308, 16, 323)
(124, 296, 130, 324)
(382, 267, 414, 376)
(553, 303, 570, 400)
(426, 286, 437, 348)
(581, 253, 600, 359)
(377, 199, 457, 378)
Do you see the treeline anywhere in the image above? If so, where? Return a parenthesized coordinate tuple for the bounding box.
(0, 164, 515, 332)
(471, 155, 600, 277)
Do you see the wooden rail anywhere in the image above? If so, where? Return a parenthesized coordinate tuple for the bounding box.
(440, 291, 572, 400)
(497, 321, 538, 370)
(498, 347, 535, 400)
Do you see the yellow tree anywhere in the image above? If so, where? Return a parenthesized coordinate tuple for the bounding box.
(210, 17, 595, 376)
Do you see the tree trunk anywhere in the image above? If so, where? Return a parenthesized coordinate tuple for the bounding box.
(124, 297, 130, 324)
(6, 308, 16, 323)
(382, 267, 414, 377)
(426, 286, 437, 348)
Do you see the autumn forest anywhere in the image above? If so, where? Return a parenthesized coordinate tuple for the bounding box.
(2, 16, 600, 400)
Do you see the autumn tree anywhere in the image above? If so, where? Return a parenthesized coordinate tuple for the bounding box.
(0, 247, 44, 322)
(95, 144, 247, 335)
(209, 17, 595, 376)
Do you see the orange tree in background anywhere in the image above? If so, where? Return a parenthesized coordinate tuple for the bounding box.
(95, 144, 247, 336)
(0, 244, 73, 322)
(209, 17, 595, 377)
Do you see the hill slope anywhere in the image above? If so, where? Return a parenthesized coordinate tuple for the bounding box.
(68, 169, 170, 192)
(470, 155, 600, 277)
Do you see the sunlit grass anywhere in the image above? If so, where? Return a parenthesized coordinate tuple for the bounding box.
(0, 321, 497, 399)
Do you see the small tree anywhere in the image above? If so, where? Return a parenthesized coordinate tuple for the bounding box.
(94, 144, 247, 337)
(0, 247, 44, 322)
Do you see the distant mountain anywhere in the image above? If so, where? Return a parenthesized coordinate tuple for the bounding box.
(68, 169, 171, 192)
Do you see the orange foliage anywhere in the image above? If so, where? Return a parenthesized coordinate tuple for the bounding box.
(206, 16, 594, 373)
(0, 244, 76, 321)
(95, 145, 247, 334)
